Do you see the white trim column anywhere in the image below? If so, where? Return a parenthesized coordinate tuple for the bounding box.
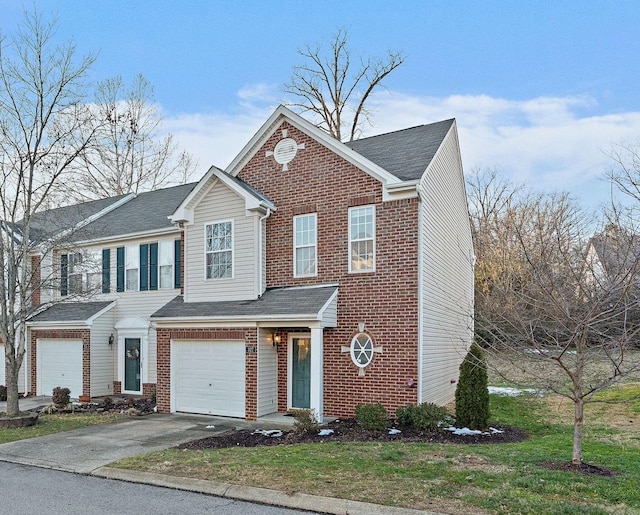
(310, 327, 323, 421)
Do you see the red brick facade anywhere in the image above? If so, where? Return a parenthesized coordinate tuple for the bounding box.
(236, 122, 420, 417)
(30, 255, 42, 307)
(30, 329, 91, 398)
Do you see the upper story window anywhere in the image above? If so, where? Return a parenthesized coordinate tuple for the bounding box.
(125, 245, 139, 291)
(205, 221, 233, 279)
(349, 205, 375, 272)
(159, 240, 173, 288)
(294, 213, 317, 277)
(60, 250, 101, 296)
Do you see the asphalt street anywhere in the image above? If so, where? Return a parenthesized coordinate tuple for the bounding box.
(0, 461, 309, 515)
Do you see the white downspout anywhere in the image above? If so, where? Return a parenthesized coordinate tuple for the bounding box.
(258, 208, 272, 296)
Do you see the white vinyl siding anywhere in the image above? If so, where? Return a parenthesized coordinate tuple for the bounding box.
(186, 181, 260, 302)
(257, 328, 278, 416)
(90, 308, 116, 396)
(418, 123, 474, 405)
(205, 220, 233, 279)
(294, 213, 317, 277)
(349, 205, 375, 272)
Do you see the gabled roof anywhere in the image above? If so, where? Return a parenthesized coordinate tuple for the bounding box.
(151, 285, 338, 322)
(588, 225, 640, 277)
(170, 166, 275, 224)
(58, 183, 197, 244)
(27, 195, 128, 243)
(27, 301, 115, 325)
(345, 119, 455, 181)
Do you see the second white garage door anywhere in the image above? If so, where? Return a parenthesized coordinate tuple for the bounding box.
(37, 339, 83, 399)
(173, 340, 245, 417)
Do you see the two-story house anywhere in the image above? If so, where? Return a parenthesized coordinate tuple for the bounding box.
(21, 105, 473, 420)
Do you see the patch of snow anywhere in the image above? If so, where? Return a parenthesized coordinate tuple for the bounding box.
(205, 425, 216, 429)
(445, 426, 484, 436)
(488, 386, 542, 396)
(318, 429, 334, 436)
(489, 427, 504, 434)
(388, 428, 402, 435)
(252, 429, 283, 438)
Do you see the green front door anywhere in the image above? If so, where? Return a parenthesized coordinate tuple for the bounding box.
(124, 338, 141, 392)
(292, 337, 311, 409)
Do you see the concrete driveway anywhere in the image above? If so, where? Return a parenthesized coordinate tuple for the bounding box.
(0, 409, 280, 474)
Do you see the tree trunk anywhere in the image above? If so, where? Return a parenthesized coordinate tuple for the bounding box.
(4, 365, 20, 417)
(572, 397, 584, 465)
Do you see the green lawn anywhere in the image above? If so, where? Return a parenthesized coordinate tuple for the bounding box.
(112, 389, 640, 515)
(0, 413, 125, 444)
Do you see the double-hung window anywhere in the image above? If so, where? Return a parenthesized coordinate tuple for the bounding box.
(159, 240, 174, 288)
(205, 221, 233, 279)
(294, 213, 317, 277)
(125, 245, 139, 291)
(349, 205, 375, 272)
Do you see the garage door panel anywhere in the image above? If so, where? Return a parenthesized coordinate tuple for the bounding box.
(37, 339, 82, 399)
(173, 340, 245, 417)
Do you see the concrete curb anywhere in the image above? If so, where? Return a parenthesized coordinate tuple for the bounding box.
(93, 467, 443, 515)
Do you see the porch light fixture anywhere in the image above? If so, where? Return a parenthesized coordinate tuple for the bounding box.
(108, 333, 114, 346)
(272, 330, 281, 347)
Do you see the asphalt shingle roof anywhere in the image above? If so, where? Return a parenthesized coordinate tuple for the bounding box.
(67, 182, 197, 242)
(28, 301, 114, 323)
(151, 285, 337, 319)
(346, 119, 454, 181)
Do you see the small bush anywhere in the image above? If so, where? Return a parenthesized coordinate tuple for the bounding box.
(355, 403, 389, 431)
(455, 341, 490, 430)
(396, 403, 450, 431)
(102, 396, 113, 406)
(52, 386, 71, 408)
(292, 409, 320, 434)
(147, 388, 157, 403)
(0, 385, 6, 402)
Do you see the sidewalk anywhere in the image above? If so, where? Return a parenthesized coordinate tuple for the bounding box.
(0, 409, 441, 515)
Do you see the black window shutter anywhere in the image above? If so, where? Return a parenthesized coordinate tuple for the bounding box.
(102, 248, 111, 293)
(149, 242, 158, 291)
(116, 247, 125, 292)
(60, 254, 68, 296)
(174, 239, 182, 289)
(140, 244, 149, 291)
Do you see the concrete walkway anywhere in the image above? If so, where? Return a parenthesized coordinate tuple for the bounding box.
(0, 403, 441, 515)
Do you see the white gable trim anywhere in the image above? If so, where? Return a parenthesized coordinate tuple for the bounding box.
(226, 106, 402, 188)
(170, 166, 274, 225)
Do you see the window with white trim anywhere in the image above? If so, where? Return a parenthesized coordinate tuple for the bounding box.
(349, 205, 375, 272)
(125, 245, 139, 291)
(158, 240, 174, 289)
(294, 213, 317, 277)
(67, 252, 83, 294)
(205, 221, 233, 279)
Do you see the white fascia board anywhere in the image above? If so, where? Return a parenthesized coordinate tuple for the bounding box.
(151, 314, 321, 326)
(26, 320, 88, 329)
(383, 181, 421, 202)
(68, 226, 181, 248)
(85, 301, 117, 326)
(169, 165, 221, 224)
(226, 105, 403, 188)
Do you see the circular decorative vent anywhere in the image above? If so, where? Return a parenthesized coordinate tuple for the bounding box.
(350, 333, 374, 368)
(273, 137, 298, 165)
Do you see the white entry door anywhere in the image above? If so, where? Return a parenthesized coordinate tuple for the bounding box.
(173, 340, 245, 417)
(37, 339, 83, 399)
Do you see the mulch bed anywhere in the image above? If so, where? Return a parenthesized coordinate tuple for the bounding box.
(538, 461, 616, 477)
(177, 418, 529, 450)
(37, 397, 157, 416)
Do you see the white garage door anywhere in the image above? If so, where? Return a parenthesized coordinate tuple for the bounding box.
(173, 340, 245, 417)
(0, 345, 5, 385)
(37, 339, 83, 399)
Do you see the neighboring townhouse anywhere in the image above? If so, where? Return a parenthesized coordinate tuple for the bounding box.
(21, 105, 474, 421)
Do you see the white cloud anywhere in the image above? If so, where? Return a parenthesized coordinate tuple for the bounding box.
(162, 88, 640, 206)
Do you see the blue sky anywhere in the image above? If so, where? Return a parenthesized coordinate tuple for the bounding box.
(2, 1, 640, 207)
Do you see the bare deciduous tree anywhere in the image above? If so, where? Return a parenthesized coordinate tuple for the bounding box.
(0, 11, 96, 416)
(67, 74, 195, 201)
(470, 174, 640, 465)
(284, 28, 404, 142)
